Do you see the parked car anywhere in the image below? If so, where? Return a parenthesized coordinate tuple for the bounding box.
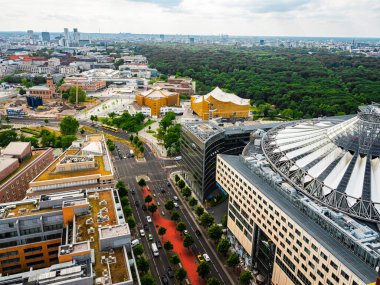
(139, 229, 145, 237)
(135, 201, 139, 207)
(156, 240, 162, 249)
(195, 229, 202, 237)
(144, 224, 149, 231)
(147, 216, 152, 223)
(183, 230, 189, 235)
(174, 202, 179, 208)
(142, 204, 147, 211)
(148, 234, 153, 241)
(173, 196, 178, 201)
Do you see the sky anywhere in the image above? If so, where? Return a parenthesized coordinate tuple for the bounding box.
(1, 0, 379, 37)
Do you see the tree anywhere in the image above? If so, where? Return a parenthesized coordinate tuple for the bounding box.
(44, 119, 49, 124)
(197, 262, 211, 279)
(144, 195, 152, 204)
(208, 224, 223, 242)
(189, 197, 198, 207)
(239, 271, 252, 285)
(183, 234, 194, 250)
(148, 203, 158, 215)
(116, 180, 125, 189)
(140, 274, 155, 285)
(61, 135, 77, 149)
(207, 277, 221, 285)
(133, 244, 144, 257)
(182, 186, 191, 198)
(221, 214, 228, 228)
(127, 217, 136, 229)
(0, 130, 18, 147)
(90, 115, 98, 123)
(176, 221, 187, 233)
(159, 111, 176, 131)
(164, 241, 173, 251)
(171, 210, 180, 221)
(60, 116, 79, 135)
(19, 88, 26, 95)
(80, 128, 85, 134)
(200, 213, 214, 227)
(195, 206, 204, 217)
(174, 174, 180, 183)
(177, 179, 185, 189)
(217, 238, 231, 256)
(165, 200, 175, 211)
(158, 226, 167, 239)
(136, 257, 150, 273)
(138, 178, 146, 187)
(170, 254, 181, 265)
(227, 253, 240, 267)
(68, 86, 87, 104)
(123, 206, 132, 217)
(175, 268, 187, 282)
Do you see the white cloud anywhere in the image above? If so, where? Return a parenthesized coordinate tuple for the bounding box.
(0, 0, 378, 37)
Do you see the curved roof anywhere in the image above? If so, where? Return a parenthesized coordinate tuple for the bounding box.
(193, 87, 249, 106)
(262, 104, 380, 222)
(139, 87, 177, 99)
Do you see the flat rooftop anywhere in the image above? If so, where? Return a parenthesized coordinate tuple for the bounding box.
(100, 224, 130, 239)
(75, 190, 128, 283)
(34, 153, 111, 182)
(0, 156, 18, 173)
(220, 154, 377, 284)
(2, 141, 30, 156)
(0, 200, 60, 219)
(183, 121, 224, 142)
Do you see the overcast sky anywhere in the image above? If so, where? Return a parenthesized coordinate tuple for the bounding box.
(1, 0, 379, 37)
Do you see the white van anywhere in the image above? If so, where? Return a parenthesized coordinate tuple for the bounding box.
(151, 242, 159, 257)
(131, 239, 140, 247)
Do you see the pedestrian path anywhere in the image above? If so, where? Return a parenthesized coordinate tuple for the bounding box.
(142, 187, 204, 285)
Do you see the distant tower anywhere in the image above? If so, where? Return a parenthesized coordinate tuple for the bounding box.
(160, 34, 165, 41)
(27, 30, 33, 38)
(73, 28, 80, 46)
(189, 37, 195, 44)
(64, 28, 69, 46)
(46, 76, 55, 96)
(41, 32, 50, 42)
(260, 39, 265, 46)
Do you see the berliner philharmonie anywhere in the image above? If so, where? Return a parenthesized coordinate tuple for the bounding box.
(216, 104, 380, 285)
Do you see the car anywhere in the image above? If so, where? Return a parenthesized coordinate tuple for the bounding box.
(148, 234, 153, 241)
(156, 240, 162, 249)
(167, 267, 174, 278)
(195, 229, 202, 237)
(173, 196, 178, 201)
(147, 216, 152, 223)
(174, 202, 179, 208)
(197, 254, 205, 263)
(131, 189, 135, 194)
(123, 156, 126, 159)
(135, 201, 139, 207)
(144, 224, 149, 231)
(139, 229, 145, 237)
(161, 275, 169, 284)
(167, 181, 171, 187)
(161, 188, 166, 193)
(142, 204, 147, 211)
(183, 229, 189, 235)
(157, 201, 160, 206)
(203, 253, 211, 262)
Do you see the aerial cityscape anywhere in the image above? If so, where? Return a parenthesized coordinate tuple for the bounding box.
(0, 1, 380, 285)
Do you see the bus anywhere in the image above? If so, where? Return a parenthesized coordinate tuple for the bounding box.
(151, 242, 159, 257)
(101, 124, 119, 133)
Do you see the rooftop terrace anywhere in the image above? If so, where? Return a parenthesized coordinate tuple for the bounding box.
(0, 200, 60, 219)
(75, 190, 129, 283)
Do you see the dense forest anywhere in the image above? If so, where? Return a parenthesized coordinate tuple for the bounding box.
(132, 44, 380, 119)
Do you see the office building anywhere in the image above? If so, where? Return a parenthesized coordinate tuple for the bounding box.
(0, 188, 136, 284)
(28, 77, 56, 99)
(191, 87, 250, 120)
(215, 104, 380, 285)
(181, 121, 278, 201)
(41, 32, 50, 42)
(64, 28, 69, 47)
(135, 87, 180, 118)
(27, 134, 114, 198)
(60, 77, 106, 93)
(0, 143, 54, 203)
(153, 76, 195, 96)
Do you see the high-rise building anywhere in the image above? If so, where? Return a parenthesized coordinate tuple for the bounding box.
(64, 28, 69, 46)
(216, 104, 380, 285)
(73, 28, 80, 46)
(41, 32, 50, 42)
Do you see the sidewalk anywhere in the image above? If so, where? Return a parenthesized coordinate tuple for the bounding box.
(138, 121, 168, 157)
(168, 173, 238, 285)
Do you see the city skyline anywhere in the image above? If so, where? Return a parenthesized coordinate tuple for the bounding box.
(1, 0, 379, 37)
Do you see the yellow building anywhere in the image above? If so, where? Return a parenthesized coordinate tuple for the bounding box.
(191, 87, 250, 120)
(135, 87, 180, 117)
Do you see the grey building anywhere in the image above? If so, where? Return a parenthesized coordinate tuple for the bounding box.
(41, 32, 50, 42)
